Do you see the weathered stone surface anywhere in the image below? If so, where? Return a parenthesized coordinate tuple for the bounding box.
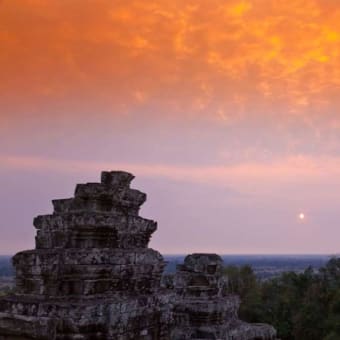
(171, 254, 277, 340)
(0, 171, 170, 339)
(0, 171, 276, 339)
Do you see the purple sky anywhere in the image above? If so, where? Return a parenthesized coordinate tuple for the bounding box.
(2, 116, 340, 255)
(1, 0, 340, 255)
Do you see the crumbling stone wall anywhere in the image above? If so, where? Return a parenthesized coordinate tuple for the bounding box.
(0, 171, 276, 340)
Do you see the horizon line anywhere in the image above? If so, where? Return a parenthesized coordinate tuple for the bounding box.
(1, 253, 337, 257)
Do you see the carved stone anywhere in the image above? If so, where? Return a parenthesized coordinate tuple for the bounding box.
(0, 171, 170, 339)
(0, 171, 276, 340)
(171, 254, 276, 339)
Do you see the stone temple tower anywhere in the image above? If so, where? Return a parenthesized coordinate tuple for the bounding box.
(0, 171, 171, 339)
(0, 171, 276, 340)
(171, 254, 276, 339)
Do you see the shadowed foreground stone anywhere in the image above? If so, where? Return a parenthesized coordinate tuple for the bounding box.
(0, 171, 276, 340)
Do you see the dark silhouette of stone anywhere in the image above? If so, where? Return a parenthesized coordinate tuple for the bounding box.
(0, 171, 171, 339)
(171, 254, 276, 339)
(0, 171, 276, 340)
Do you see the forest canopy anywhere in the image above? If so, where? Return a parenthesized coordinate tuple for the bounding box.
(225, 258, 340, 340)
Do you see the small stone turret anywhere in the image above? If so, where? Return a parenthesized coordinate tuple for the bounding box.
(171, 254, 277, 339)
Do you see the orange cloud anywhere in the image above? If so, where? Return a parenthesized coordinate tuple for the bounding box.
(0, 0, 339, 124)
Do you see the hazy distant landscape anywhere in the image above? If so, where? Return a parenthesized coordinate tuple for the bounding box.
(164, 254, 330, 279)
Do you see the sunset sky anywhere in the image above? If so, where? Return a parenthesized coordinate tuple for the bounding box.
(1, 0, 340, 254)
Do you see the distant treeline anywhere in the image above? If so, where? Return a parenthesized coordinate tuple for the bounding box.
(0, 256, 13, 277)
(225, 258, 340, 340)
(164, 254, 330, 276)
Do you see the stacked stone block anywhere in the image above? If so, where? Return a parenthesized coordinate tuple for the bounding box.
(0, 171, 171, 339)
(171, 254, 277, 339)
(0, 171, 276, 340)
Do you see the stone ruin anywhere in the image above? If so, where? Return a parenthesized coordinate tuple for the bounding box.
(171, 254, 276, 340)
(0, 171, 277, 340)
(0, 171, 170, 339)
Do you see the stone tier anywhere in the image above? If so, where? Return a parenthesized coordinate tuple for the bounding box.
(173, 296, 240, 327)
(51, 171, 146, 217)
(13, 249, 164, 297)
(34, 213, 157, 249)
(174, 253, 226, 299)
(0, 293, 172, 340)
(172, 322, 277, 340)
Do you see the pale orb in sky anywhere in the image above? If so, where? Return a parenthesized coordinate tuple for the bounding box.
(299, 213, 305, 220)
